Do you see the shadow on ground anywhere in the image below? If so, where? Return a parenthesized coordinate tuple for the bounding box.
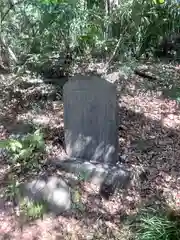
(124, 62, 180, 103)
(1, 70, 180, 239)
(1, 103, 179, 238)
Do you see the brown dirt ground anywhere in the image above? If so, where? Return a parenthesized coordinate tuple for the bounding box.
(0, 62, 180, 239)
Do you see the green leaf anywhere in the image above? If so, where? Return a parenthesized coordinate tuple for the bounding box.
(18, 148, 33, 159)
(0, 139, 23, 152)
(73, 190, 81, 203)
(0, 139, 10, 148)
(176, 97, 180, 103)
(39, 0, 69, 4)
(152, 0, 165, 4)
(9, 140, 23, 151)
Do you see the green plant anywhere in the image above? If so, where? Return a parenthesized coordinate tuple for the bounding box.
(0, 129, 45, 162)
(20, 198, 48, 220)
(5, 178, 20, 202)
(77, 171, 90, 182)
(1, 0, 180, 72)
(132, 208, 180, 240)
(71, 187, 85, 212)
(71, 172, 88, 211)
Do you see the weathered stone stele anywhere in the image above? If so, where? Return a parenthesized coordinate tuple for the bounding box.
(52, 74, 130, 194)
(63, 75, 119, 166)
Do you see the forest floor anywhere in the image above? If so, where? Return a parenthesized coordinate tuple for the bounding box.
(0, 59, 180, 239)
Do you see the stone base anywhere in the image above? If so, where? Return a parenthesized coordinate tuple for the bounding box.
(49, 155, 131, 190)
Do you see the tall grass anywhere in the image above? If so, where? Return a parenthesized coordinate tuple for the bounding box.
(133, 209, 180, 240)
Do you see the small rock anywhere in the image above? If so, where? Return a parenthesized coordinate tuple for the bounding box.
(105, 72, 120, 83)
(20, 176, 71, 214)
(99, 166, 131, 200)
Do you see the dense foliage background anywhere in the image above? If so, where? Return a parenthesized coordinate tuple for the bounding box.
(1, 0, 180, 74)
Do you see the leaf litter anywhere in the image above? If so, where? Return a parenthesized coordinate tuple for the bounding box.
(0, 61, 180, 239)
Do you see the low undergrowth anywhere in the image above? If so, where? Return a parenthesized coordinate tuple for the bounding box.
(129, 207, 180, 240)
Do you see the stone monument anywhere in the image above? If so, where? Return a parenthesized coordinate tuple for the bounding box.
(54, 75, 130, 198)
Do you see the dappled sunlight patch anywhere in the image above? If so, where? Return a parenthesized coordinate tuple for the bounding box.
(18, 113, 51, 126)
(17, 110, 64, 129)
(162, 113, 180, 128)
(76, 179, 141, 218)
(163, 189, 180, 211)
(1, 208, 91, 240)
(56, 216, 87, 236)
(0, 207, 18, 238)
(120, 94, 179, 125)
(1, 63, 180, 239)
(101, 197, 125, 215)
(118, 90, 180, 218)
